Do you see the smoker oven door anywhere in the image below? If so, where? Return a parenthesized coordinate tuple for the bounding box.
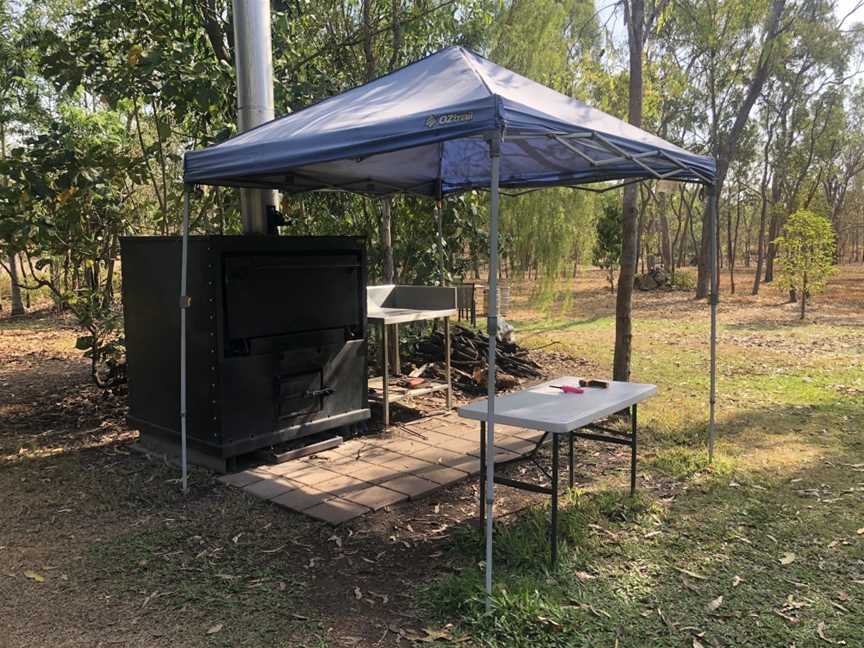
(222, 252, 362, 356)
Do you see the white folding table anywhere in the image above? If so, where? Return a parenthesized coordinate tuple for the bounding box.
(458, 377, 657, 565)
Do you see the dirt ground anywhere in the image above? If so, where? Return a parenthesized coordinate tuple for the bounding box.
(1, 265, 861, 647)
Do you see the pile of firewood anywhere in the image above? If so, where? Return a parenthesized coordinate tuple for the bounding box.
(409, 324, 543, 394)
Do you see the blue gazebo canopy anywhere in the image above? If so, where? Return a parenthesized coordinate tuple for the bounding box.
(178, 45, 719, 606)
(184, 46, 715, 195)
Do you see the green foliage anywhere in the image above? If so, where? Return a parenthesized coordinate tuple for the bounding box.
(423, 488, 655, 647)
(648, 447, 735, 480)
(773, 209, 836, 317)
(592, 199, 623, 291)
(669, 269, 696, 290)
(0, 104, 136, 384)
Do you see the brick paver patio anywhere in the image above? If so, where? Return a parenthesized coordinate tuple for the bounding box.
(218, 413, 546, 525)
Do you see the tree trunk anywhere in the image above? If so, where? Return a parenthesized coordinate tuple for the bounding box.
(800, 273, 806, 319)
(8, 253, 25, 316)
(728, 189, 741, 294)
(765, 207, 781, 283)
(752, 196, 769, 295)
(104, 255, 116, 306)
(613, 0, 644, 383)
(380, 198, 394, 282)
(659, 192, 672, 269)
(696, 0, 786, 298)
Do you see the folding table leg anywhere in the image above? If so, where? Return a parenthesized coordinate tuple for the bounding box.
(630, 404, 638, 496)
(444, 317, 452, 410)
(551, 434, 559, 567)
(382, 322, 389, 429)
(479, 420, 486, 525)
(568, 432, 575, 489)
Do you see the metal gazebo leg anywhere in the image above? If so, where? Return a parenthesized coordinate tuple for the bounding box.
(630, 404, 638, 496)
(382, 321, 389, 429)
(479, 420, 486, 525)
(708, 184, 718, 464)
(569, 432, 575, 489)
(483, 133, 502, 609)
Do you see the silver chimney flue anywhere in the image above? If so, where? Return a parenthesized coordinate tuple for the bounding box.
(232, 0, 277, 234)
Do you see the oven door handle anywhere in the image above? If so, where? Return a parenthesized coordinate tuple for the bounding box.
(305, 386, 335, 399)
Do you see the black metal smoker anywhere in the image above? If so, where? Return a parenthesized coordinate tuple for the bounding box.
(120, 235, 370, 472)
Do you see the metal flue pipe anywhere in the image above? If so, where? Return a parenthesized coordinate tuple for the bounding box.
(232, 0, 277, 234)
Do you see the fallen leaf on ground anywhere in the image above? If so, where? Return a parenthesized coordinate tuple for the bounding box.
(403, 627, 452, 642)
(706, 596, 723, 612)
(780, 552, 797, 565)
(574, 571, 595, 581)
(732, 575, 742, 587)
(817, 621, 843, 644)
(23, 570, 44, 583)
(693, 639, 705, 648)
(537, 616, 562, 631)
(856, 528, 864, 535)
(206, 623, 223, 635)
(675, 567, 708, 580)
(784, 595, 810, 610)
(353, 586, 362, 599)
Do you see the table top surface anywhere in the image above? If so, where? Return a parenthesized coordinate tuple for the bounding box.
(457, 377, 657, 433)
(367, 306, 457, 324)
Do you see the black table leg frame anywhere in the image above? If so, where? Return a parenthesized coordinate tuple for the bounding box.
(477, 403, 639, 567)
(551, 434, 559, 566)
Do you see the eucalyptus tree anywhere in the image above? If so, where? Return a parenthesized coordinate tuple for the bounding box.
(666, 0, 789, 299)
(757, 3, 854, 288)
(614, 0, 673, 381)
(820, 82, 864, 260)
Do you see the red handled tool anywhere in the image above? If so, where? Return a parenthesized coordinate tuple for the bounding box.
(551, 384, 584, 394)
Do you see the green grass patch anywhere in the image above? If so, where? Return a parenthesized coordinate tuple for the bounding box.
(426, 461, 864, 647)
(646, 446, 735, 480)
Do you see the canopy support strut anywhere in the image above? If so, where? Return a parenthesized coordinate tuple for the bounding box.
(179, 184, 191, 493)
(484, 133, 501, 610)
(708, 183, 718, 463)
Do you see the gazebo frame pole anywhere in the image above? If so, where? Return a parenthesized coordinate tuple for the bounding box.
(708, 183, 718, 463)
(179, 184, 191, 493)
(484, 134, 501, 609)
(436, 201, 445, 285)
